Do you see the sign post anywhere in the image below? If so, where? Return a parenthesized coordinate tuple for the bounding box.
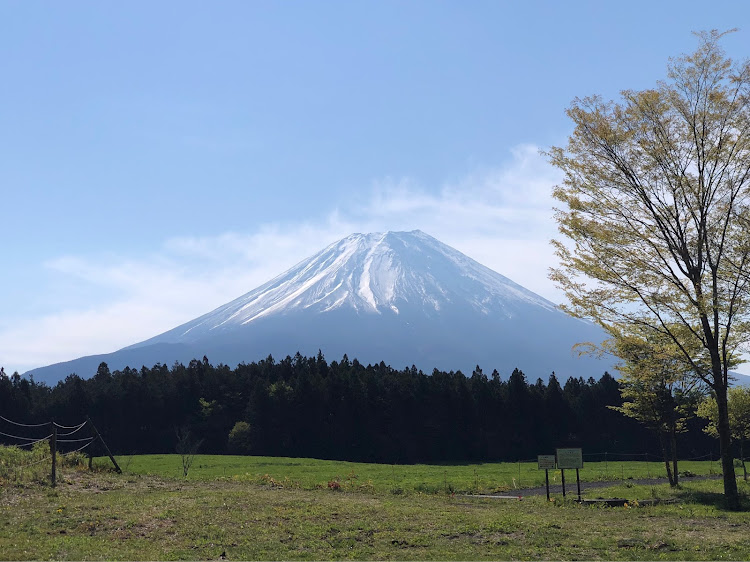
(556, 448, 583, 501)
(537, 455, 555, 501)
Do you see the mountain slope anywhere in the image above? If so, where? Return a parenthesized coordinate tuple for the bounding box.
(131, 230, 558, 346)
(27, 230, 614, 384)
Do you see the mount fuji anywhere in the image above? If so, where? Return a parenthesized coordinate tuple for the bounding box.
(27, 230, 614, 384)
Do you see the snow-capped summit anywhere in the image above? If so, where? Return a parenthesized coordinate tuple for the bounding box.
(27, 230, 612, 384)
(143, 230, 557, 345)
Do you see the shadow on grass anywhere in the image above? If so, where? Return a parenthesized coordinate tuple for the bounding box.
(674, 487, 750, 512)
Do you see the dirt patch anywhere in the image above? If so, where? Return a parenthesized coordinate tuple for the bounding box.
(60, 469, 184, 494)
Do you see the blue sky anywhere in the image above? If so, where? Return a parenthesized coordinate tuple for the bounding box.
(2, 1, 749, 375)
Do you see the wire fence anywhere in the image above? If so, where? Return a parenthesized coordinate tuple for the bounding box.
(61, 438, 96, 456)
(17, 453, 53, 470)
(0, 414, 96, 485)
(0, 413, 121, 485)
(0, 429, 52, 444)
(56, 421, 88, 438)
(0, 415, 48, 428)
(0, 416, 89, 447)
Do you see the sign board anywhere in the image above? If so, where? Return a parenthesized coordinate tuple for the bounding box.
(556, 448, 583, 469)
(537, 455, 556, 470)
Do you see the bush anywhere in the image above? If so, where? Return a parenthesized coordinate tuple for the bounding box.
(0, 443, 51, 484)
(227, 421, 253, 455)
(61, 451, 88, 468)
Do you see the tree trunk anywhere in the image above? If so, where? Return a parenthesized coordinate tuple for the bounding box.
(659, 431, 675, 487)
(715, 383, 740, 509)
(741, 440, 747, 482)
(670, 426, 679, 488)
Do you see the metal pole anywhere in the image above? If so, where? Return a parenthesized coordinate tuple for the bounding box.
(545, 469, 550, 502)
(561, 469, 566, 498)
(576, 468, 581, 502)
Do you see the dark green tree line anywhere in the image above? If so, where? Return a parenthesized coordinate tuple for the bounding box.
(0, 353, 715, 463)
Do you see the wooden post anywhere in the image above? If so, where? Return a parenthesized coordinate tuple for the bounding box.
(576, 468, 581, 502)
(87, 417, 121, 473)
(51, 422, 57, 488)
(545, 469, 550, 502)
(561, 468, 566, 498)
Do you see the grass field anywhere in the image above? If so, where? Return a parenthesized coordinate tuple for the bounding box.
(110, 453, 723, 495)
(2, 448, 750, 560)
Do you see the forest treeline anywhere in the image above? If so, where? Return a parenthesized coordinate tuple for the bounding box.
(0, 353, 715, 463)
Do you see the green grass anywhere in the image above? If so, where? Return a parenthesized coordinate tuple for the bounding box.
(1, 466, 749, 560)
(3, 448, 750, 560)
(110, 453, 722, 495)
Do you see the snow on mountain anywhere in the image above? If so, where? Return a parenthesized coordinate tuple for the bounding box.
(27, 230, 614, 384)
(136, 230, 558, 346)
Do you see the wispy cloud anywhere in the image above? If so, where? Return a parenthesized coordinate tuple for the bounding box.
(1, 144, 572, 374)
(348, 144, 563, 298)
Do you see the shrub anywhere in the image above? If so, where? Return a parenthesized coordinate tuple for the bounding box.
(227, 421, 253, 455)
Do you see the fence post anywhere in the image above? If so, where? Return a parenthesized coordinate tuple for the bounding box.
(87, 417, 121, 473)
(50, 422, 57, 488)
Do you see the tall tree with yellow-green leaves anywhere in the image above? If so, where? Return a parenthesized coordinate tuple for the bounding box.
(548, 30, 750, 509)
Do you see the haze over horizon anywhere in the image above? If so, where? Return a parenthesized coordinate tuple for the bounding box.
(2, 1, 749, 376)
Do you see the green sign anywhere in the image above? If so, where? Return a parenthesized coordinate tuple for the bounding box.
(556, 448, 583, 469)
(537, 455, 556, 470)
